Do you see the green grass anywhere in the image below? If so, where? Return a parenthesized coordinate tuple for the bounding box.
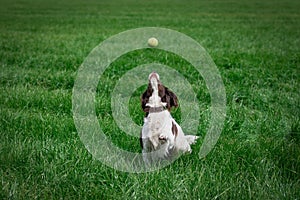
(1, 0, 300, 199)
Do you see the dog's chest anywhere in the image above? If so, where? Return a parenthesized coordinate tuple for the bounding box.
(146, 111, 172, 133)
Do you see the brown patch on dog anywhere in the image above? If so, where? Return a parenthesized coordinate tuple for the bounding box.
(171, 122, 178, 140)
(139, 130, 143, 148)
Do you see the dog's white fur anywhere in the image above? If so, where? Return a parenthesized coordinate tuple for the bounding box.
(141, 72, 198, 164)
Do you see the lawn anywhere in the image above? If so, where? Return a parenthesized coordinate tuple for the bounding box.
(0, 0, 299, 199)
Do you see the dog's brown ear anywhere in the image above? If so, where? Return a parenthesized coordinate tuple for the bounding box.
(141, 83, 152, 113)
(163, 87, 178, 111)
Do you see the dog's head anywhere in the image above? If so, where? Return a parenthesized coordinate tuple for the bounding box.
(141, 72, 178, 114)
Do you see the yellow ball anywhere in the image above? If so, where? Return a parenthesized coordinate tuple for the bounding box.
(148, 37, 158, 47)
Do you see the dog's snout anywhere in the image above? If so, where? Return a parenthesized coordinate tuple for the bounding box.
(148, 72, 159, 81)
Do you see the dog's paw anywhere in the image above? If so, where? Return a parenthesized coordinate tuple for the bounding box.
(158, 134, 167, 145)
(183, 145, 192, 154)
(159, 134, 165, 140)
(185, 135, 199, 145)
(159, 134, 175, 151)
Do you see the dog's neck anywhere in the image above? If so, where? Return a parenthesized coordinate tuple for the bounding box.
(149, 106, 165, 113)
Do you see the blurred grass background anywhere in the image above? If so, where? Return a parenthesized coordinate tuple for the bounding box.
(0, 0, 299, 199)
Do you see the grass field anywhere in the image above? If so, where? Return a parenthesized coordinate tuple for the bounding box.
(1, 0, 300, 199)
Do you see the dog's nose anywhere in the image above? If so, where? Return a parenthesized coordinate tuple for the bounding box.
(149, 72, 159, 80)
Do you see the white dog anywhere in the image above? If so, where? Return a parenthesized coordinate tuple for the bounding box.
(140, 72, 198, 164)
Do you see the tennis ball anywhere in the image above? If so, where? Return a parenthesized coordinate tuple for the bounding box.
(148, 37, 158, 47)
